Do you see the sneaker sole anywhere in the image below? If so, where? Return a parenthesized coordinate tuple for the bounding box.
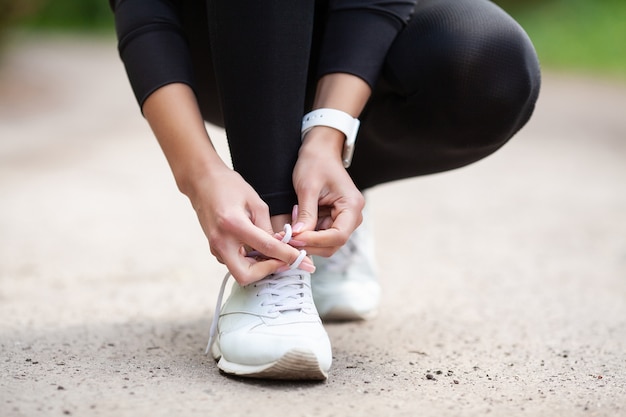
(213, 345, 328, 381)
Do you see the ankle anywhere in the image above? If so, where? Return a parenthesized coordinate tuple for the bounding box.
(270, 214, 292, 233)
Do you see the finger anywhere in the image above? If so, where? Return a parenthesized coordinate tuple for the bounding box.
(216, 243, 284, 285)
(293, 187, 320, 233)
(228, 257, 283, 286)
(291, 204, 299, 225)
(248, 200, 273, 236)
(293, 229, 343, 257)
(316, 215, 333, 231)
(224, 249, 316, 285)
(296, 207, 362, 253)
(231, 220, 316, 271)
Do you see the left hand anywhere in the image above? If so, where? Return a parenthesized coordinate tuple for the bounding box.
(291, 126, 365, 256)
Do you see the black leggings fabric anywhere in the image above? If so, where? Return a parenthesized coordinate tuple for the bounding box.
(185, 0, 541, 215)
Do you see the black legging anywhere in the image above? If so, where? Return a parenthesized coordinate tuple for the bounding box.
(181, 0, 541, 215)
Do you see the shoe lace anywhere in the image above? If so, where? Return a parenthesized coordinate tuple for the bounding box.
(256, 274, 314, 314)
(205, 224, 307, 354)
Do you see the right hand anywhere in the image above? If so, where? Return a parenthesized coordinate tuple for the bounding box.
(187, 164, 315, 285)
(142, 83, 312, 285)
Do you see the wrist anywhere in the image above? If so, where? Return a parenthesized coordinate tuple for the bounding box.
(300, 126, 344, 162)
(175, 152, 228, 201)
(143, 83, 229, 200)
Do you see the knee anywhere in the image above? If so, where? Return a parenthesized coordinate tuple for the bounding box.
(466, 18, 542, 136)
(384, 0, 541, 150)
(443, 28, 542, 154)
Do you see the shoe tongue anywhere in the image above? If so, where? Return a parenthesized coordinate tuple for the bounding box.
(270, 272, 304, 297)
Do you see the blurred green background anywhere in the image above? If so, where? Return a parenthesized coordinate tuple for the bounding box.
(1, 0, 625, 79)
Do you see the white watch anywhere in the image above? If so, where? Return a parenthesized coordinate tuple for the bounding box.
(301, 108, 360, 168)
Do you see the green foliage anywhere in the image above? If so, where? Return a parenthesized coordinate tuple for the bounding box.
(499, 0, 626, 78)
(14, 0, 113, 31)
(492, 0, 547, 11)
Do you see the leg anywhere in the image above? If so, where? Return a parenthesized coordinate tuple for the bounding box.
(312, 0, 541, 320)
(183, 0, 317, 216)
(193, 0, 332, 380)
(180, 0, 224, 127)
(349, 0, 541, 189)
(206, 0, 315, 216)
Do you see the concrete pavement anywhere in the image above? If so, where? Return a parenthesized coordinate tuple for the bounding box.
(1, 35, 625, 416)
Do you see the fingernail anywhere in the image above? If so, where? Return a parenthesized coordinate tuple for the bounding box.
(292, 205, 299, 222)
(292, 222, 304, 233)
(289, 239, 306, 247)
(299, 262, 316, 273)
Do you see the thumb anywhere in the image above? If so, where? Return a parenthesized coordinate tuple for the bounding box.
(292, 192, 319, 234)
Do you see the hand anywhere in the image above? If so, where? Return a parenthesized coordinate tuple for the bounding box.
(291, 127, 365, 256)
(188, 164, 315, 285)
(142, 84, 314, 285)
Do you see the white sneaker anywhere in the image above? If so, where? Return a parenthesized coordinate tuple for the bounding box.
(312, 212, 380, 321)
(208, 269, 332, 380)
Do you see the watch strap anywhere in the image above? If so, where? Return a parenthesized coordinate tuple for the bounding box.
(301, 108, 360, 168)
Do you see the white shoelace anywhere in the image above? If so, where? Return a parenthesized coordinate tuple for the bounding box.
(255, 274, 315, 314)
(205, 224, 307, 354)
